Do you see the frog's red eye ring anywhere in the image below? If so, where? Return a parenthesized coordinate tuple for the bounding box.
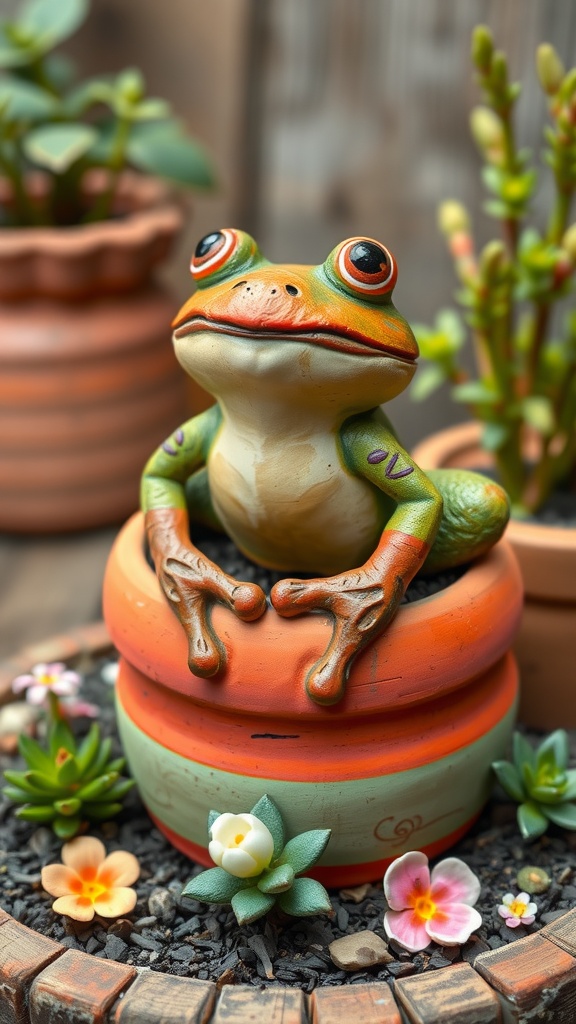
(190, 229, 238, 280)
(336, 238, 397, 294)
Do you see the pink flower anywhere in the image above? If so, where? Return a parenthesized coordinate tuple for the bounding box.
(498, 892, 537, 928)
(12, 663, 81, 706)
(60, 698, 100, 719)
(383, 850, 482, 952)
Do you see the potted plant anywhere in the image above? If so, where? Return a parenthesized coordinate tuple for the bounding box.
(0, 0, 215, 532)
(411, 26, 576, 728)
(103, 226, 523, 884)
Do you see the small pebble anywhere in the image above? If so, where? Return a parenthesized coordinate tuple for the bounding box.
(148, 888, 176, 924)
(329, 931, 393, 971)
(105, 935, 130, 962)
(338, 884, 372, 904)
(108, 919, 133, 941)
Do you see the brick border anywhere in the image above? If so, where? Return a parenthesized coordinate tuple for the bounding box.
(1, 906, 576, 1022)
(2, 628, 576, 1020)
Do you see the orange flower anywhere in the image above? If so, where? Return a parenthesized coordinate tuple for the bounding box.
(41, 836, 140, 922)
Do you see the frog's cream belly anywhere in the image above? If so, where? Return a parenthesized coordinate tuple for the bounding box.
(207, 437, 381, 575)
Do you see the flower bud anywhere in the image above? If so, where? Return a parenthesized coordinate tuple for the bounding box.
(438, 200, 470, 236)
(471, 25, 493, 73)
(480, 240, 506, 279)
(561, 224, 576, 261)
(208, 812, 274, 878)
(470, 106, 505, 159)
(536, 43, 565, 95)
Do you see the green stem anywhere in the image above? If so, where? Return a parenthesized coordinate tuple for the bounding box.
(47, 690, 62, 724)
(547, 184, 572, 245)
(84, 114, 132, 223)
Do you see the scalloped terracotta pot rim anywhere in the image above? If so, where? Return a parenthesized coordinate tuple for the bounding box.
(0, 172, 184, 300)
(413, 422, 576, 729)
(103, 512, 522, 884)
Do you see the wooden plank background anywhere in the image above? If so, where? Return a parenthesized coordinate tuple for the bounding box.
(1, 0, 575, 656)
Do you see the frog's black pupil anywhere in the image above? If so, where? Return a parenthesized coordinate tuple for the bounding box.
(195, 231, 224, 259)
(349, 241, 389, 276)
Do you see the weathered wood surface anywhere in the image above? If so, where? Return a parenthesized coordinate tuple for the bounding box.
(0, 916, 64, 1024)
(112, 972, 216, 1024)
(394, 962, 501, 1024)
(475, 931, 576, 1022)
(28, 949, 136, 1024)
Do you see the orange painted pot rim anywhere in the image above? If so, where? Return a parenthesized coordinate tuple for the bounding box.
(103, 511, 523, 720)
(0, 172, 184, 300)
(412, 422, 576, 601)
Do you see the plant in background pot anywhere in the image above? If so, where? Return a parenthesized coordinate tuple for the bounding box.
(411, 26, 576, 728)
(0, 0, 215, 532)
(104, 227, 523, 885)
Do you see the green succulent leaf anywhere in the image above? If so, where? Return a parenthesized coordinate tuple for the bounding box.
(517, 801, 549, 840)
(3, 769, 46, 795)
(48, 720, 76, 758)
(2, 785, 54, 805)
(54, 797, 82, 817)
(18, 733, 54, 774)
(56, 754, 80, 788)
(0, 77, 57, 121)
(411, 363, 447, 401)
(16, 804, 56, 822)
(100, 778, 135, 802)
(562, 770, 576, 801)
(277, 877, 332, 917)
(250, 795, 285, 858)
(80, 801, 122, 821)
(84, 738, 113, 782)
(53, 813, 82, 839)
(25, 771, 61, 794)
(530, 784, 566, 804)
(126, 121, 215, 188)
(522, 396, 555, 437)
(537, 730, 569, 772)
(182, 867, 252, 904)
(513, 732, 536, 772)
(104, 757, 126, 775)
(541, 802, 576, 829)
(76, 723, 104, 774)
(481, 422, 510, 452)
(492, 760, 525, 802)
(257, 863, 295, 894)
(75, 772, 119, 802)
(19, 0, 88, 52)
(231, 886, 276, 925)
(0, 24, 34, 69)
(23, 123, 98, 173)
(208, 809, 221, 830)
(277, 829, 331, 875)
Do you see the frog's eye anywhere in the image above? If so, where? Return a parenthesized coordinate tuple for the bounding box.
(332, 237, 397, 296)
(190, 229, 240, 281)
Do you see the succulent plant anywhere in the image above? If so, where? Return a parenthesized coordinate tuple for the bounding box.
(182, 795, 332, 925)
(412, 26, 576, 515)
(2, 719, 134, 839)
(492, 730, 576, 840)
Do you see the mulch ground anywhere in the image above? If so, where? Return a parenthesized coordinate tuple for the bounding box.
(0, 655, 575, 993)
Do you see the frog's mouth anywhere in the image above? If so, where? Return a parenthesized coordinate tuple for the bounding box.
(173, 316, 416, 362)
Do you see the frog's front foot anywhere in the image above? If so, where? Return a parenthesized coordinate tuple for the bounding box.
(270, 569, 404, 706)
(146, 508, 267, 677)
(162, 555, 267, 677)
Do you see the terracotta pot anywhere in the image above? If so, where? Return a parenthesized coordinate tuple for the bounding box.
(103, 512, 522, 886)
(0, 174, 189, 532)
(413, 422, 576, 730)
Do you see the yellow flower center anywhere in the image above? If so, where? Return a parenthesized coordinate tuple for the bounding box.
(413, 895, 437, 921)
(508, 899, 528, 918)
(71, 866, 111, 905)
(39, 673, 57, 686)
(232, 833, 247, 846)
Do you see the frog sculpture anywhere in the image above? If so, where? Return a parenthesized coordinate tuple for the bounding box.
(142, 229, 509, 705)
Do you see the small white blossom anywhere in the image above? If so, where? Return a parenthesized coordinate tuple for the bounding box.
(498, 892, 537, 928)
(208, 813, 274, 878)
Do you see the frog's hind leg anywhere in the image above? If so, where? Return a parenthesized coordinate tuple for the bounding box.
(421, 468, 510, 574)
(184, 467, 225, 532)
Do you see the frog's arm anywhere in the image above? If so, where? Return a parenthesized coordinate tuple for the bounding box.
(141, 404, 266, 678)
(339, 411, 443, 550)
(270, 412, 443, 705)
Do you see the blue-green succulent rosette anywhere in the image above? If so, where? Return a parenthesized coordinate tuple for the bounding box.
(182, 795, 332, 925)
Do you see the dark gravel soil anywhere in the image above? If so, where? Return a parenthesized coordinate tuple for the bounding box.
(0, 656, 575, 993)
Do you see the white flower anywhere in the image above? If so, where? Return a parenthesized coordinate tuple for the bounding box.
(12, 663, 81, 706)
(498, 891, 538, 928)
(208, 812, 274, 878)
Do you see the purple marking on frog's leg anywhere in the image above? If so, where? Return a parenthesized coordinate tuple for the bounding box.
(162, 442, 178, 456)
(367, 449, 388, 465)
(385, 452, 414, 480)
(175, 429, 185, 445)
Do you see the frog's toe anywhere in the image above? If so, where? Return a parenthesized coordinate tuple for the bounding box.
(270, 578, 324, 615)
(230, 582, 267, 621)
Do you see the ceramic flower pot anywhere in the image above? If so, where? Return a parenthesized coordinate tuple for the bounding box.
(103, 512, 522, 886)
(413, 422, 576, 731)
(0, 174, 189, 533)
